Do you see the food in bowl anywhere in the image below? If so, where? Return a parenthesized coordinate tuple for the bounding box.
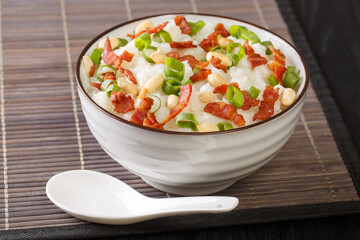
(81, 15, 301, 132)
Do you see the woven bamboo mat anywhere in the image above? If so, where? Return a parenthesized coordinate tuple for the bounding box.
(0, 0, 359, 232)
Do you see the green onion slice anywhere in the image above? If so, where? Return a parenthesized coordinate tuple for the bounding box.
(153, 30, 172, 43)
(153, 32, 162, 43)
(217, 34, 222, 39)
(226, 42, 245, 60)
(217, 122, 234, 131)
(96, 65, 117, 82)
(247, 85, 260, 99)
(210, 45, 224, 54)
(260, 41, 273, 55)
(162, 77, 181, 95)
(143, 46, 157, 63)
(287, 66, 297, 72)
(180, 77, 192, 85)
(176, 112, 198, 131)
(134, 32, 151, 51)
(283, 68, 300, 88)
(100, 80, 120, 97)
(149, 95, 161, 113)
(267, 75, 278, 86)
(240, 26, 261, 44)
(90, 48, 103, 66)
(227, 53, 240, 67)
(229, 25, 241, 39)
(118, 38, 128, 47)
(188, 20, 205, 36)
(164, 57, 185, 81)
(192, 67, 199, 74)
(226, 85, 244, 108)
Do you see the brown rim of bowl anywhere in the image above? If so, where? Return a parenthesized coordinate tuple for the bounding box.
(75, 12, 309, 136)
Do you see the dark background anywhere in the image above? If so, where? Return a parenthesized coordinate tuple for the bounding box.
(91, 0, 360, 239)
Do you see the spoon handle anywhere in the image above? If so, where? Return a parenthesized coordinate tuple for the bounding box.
(153, 196, 238, 214)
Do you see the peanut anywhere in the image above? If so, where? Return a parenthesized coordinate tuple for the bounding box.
(206, 52, 232, 67)
(98, 37, 120, 50)
(197, 122, 219, 132)
(82, 56, 95, 77)
(135, 21, 154, 35)
(199, 90, 215, 103)
(280, 88, 296, 107)
(167, 94, 179, 110)
(208, 73, 227, 88)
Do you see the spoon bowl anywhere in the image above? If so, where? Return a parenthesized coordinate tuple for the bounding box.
(46, 170, 239, 225)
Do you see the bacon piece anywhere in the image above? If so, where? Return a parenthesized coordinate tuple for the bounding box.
(163, 84, 192, 124)
(128, 21, 170, 39)
(103, 37, 119, 65)
(90, 83, 101, 90)
(190, 69, 212, 83)
(102, 72, 116, 81)
(110, 91, 135, 113)
(113, 50, 135, 69)
(214, 23, 230, 37)
(174, 15, 192, 35)
(179, 55, 209, 69)
(253, 86, 279, 121)
(200, 32, 218, 52)
(130, 97, 153, 125)
(240, 90, 260, 110)
(213, 83, 239, 95)
(119, 68, 137, 84)
(210, 56, 227, 73)
(204, 102, 245, 127)
(143, 112, 164, 130)
(248, 54, 268, 69)
(170, 41, 197, 49)
(166, 51, 180, 59)
(268, 45, 287, 85)
(243, 40, 267, 69)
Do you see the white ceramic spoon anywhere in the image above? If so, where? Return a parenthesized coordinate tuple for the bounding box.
(46, 170, 239, 225)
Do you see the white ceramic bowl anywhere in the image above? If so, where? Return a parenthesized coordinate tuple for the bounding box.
(76, 13, 309, 196)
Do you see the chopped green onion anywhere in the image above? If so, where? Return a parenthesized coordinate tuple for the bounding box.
(153, 30, 172, 43)
(118, 38, 128, 47)
(96, 65, 117, 82)
(240, 26, 260, 44)
(210, 45, 223, 54)
(287, 66, 297, 72)
(100, 80, 120, 97)
(226, 85, 244, 108)
(164, 57, 185, 81)
(226, 42, 245, 60)
(134, 32, 151, 51)
(283, 68, 300, 88)
(227, 53, 240, 67)
(247, 85, 260, 99)
(188, 20, 205, 36)
(149, 95, 161, 113)
(217, 34, 222, 39)
(217, 122, 233, 131)
(162, 77, 181, 95)
(229, 25, 241, 39)
(176, 112, 198, 131)
(180, 78, 192, 85)
(192, 67, 199, 74)
(143, 46, 157, 63)
(260, 41, 273, 55)
(90, 48, 103, 66)
(267, 75, 278, 86)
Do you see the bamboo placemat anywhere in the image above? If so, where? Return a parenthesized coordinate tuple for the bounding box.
(0, 0, 359, 236)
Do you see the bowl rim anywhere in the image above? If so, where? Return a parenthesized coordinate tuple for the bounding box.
(75, 12, 309, 136)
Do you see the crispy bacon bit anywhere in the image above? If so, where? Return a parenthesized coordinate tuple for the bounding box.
(174, 15, 192, 35)
(128, 21, 170, 40)
(268, 45, 287, 85)
(143, 112, 164, 130)
(253, 86, 279, 121)
(200, 32, 218, 52)
(170, 41, 197, 49)
(214, 23, 230, 37)
(243, 40, 267, 69)
(110, 91, 135, 113)
(190, 69, 212, 83)
(119, 68, 137, 84)
(90, 83, 101, 90)
(102, 72, 116, 81)
(166, 51, 180, 59)
(240, 90, 260, 110)
(113, 50, 135, 69)
(213, 82, 239, 95)
(179, 55, 209, 69)
(210, 56, 227, 73)
(130, 97, 153, 125)
(103, 37, 119, 65)
(163, 84, 192, 124)
(204, 102, 245, 127)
